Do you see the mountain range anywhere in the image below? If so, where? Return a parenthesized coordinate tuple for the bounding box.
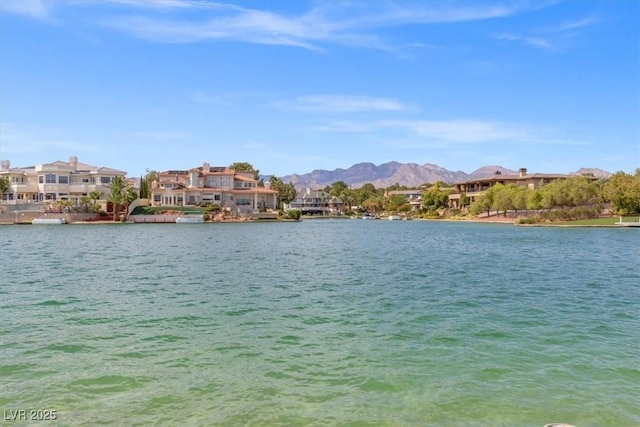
(276, 162, 612, 189)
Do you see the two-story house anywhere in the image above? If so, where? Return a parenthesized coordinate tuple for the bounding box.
(386, 190, 423, 211)
(149, 163, 278, 214)
(0, 156, 126, 206)
(447, 168, 572, 209)
(286, 188, 343, 215)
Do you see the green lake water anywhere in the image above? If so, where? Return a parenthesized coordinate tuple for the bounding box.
(1, 220, 638, 426)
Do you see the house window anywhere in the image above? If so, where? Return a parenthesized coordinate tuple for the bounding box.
(45, 174, 56, 183)
(58, 176, 69, 184)
(214, 195, 221, 201)
(154, 195, 161, 202)
(39, 176, 44, 183)
(101, 176, 112, 184)
(209, 177, 218, 187)
(221, 177, 230, 187)
(82, 178, 95, 184)
(236, 198, 252, 206)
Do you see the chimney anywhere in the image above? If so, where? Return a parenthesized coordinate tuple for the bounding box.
(203, 162, 210, 173)
(519, 168, 527, 177)
(1, 160, 9, 171)
(69, 156, 78, 172)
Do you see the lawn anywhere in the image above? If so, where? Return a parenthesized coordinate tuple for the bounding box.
(555, 216, 640, 226)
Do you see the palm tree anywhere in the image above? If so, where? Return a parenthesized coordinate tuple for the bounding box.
(106, 176, 126, 221)
(80, 196, 91, 213)
(106, 177, 138, 221)
(89, 190, 102, 213)
(59, 199, 73, 213)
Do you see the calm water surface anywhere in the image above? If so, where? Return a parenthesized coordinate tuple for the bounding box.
(1, 220, 638, 426)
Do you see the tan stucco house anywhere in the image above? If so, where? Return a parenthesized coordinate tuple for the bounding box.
(286, 188, 343, 215)
(0, 156, 126, 206)
(150, 163, 278, 214)
(448, 168, 573, 208)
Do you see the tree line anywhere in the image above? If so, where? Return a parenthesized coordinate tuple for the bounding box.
(466, 170, 640, 219)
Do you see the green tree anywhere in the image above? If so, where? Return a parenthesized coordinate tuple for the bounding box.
(106, 176, 136, 222)
(490, 184, 511, 216)
(362, 195, 384, 214)
(229, 162, 260, 180)
(526, 189, 542, 211)
(460, 192, 470, 208)
(269, 176, 296, 209)
(510, 185, 528, 215)
(139, 175, 149, 199)
(58, 199, 73, 213)
(422, 181, 451, 210)
(139, 169, 158, 199)
(89, 190, 102, 213)
(469, 185, 497, 216)
(602, 170, 640, 215)
(540, 176, 601, 210)
(339, 189, 355, 214)
(287, 209, 301, 220)
(325, 181, 349, 198)
(80, 195, 91, 213)
(355, 183, 378, 205)
(0, 176, 9, 200)
(386, 194, 408, 211)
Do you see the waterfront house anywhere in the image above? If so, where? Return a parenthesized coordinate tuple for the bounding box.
(286, 188, 343, 215)
(386, 190, 423, 211)
(149, 163, 278, 215)
(447, 168, 574, 208)
(0, 156, 126, 207)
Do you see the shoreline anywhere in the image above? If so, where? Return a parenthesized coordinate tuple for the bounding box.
(2, 215, 637, 228)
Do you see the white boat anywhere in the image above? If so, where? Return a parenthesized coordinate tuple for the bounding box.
(388, 215, 401, 221)
(175, 216, 204, 223)
(32, 218, 66, 225)
(362, 214, 373, 220)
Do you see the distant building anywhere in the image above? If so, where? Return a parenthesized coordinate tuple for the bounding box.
(447, 168, 576, 208)
(149, 163, 278, 214)
(286, 188, 343, 215)
(0, 156, 126, 206)
(386, 190, 423, 211)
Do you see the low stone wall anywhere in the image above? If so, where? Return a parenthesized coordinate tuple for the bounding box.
(132, 215, 180, 223)
(0, 212, 98, 224)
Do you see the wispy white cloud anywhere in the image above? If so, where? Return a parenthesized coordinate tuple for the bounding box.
(0, 0, 52, 21)
(494, 12, 598, 50)
(314, 118, 542, 144)
(278, 95, 411, 113)
(381, 119, 533, 143)
(103, 0, 220, 11)
(0, 123, 98, 156)
(495, 33, 554, 50)
(553, 15, 597, 32)
(313, 121, 376, 133)
(93, 1, 542, 49)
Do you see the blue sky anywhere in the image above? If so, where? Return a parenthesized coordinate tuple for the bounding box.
(1, 0, 638, 178)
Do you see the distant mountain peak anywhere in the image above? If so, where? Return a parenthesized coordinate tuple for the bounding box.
(571, 168, 613, 178)
(277, 162, 611, 189)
